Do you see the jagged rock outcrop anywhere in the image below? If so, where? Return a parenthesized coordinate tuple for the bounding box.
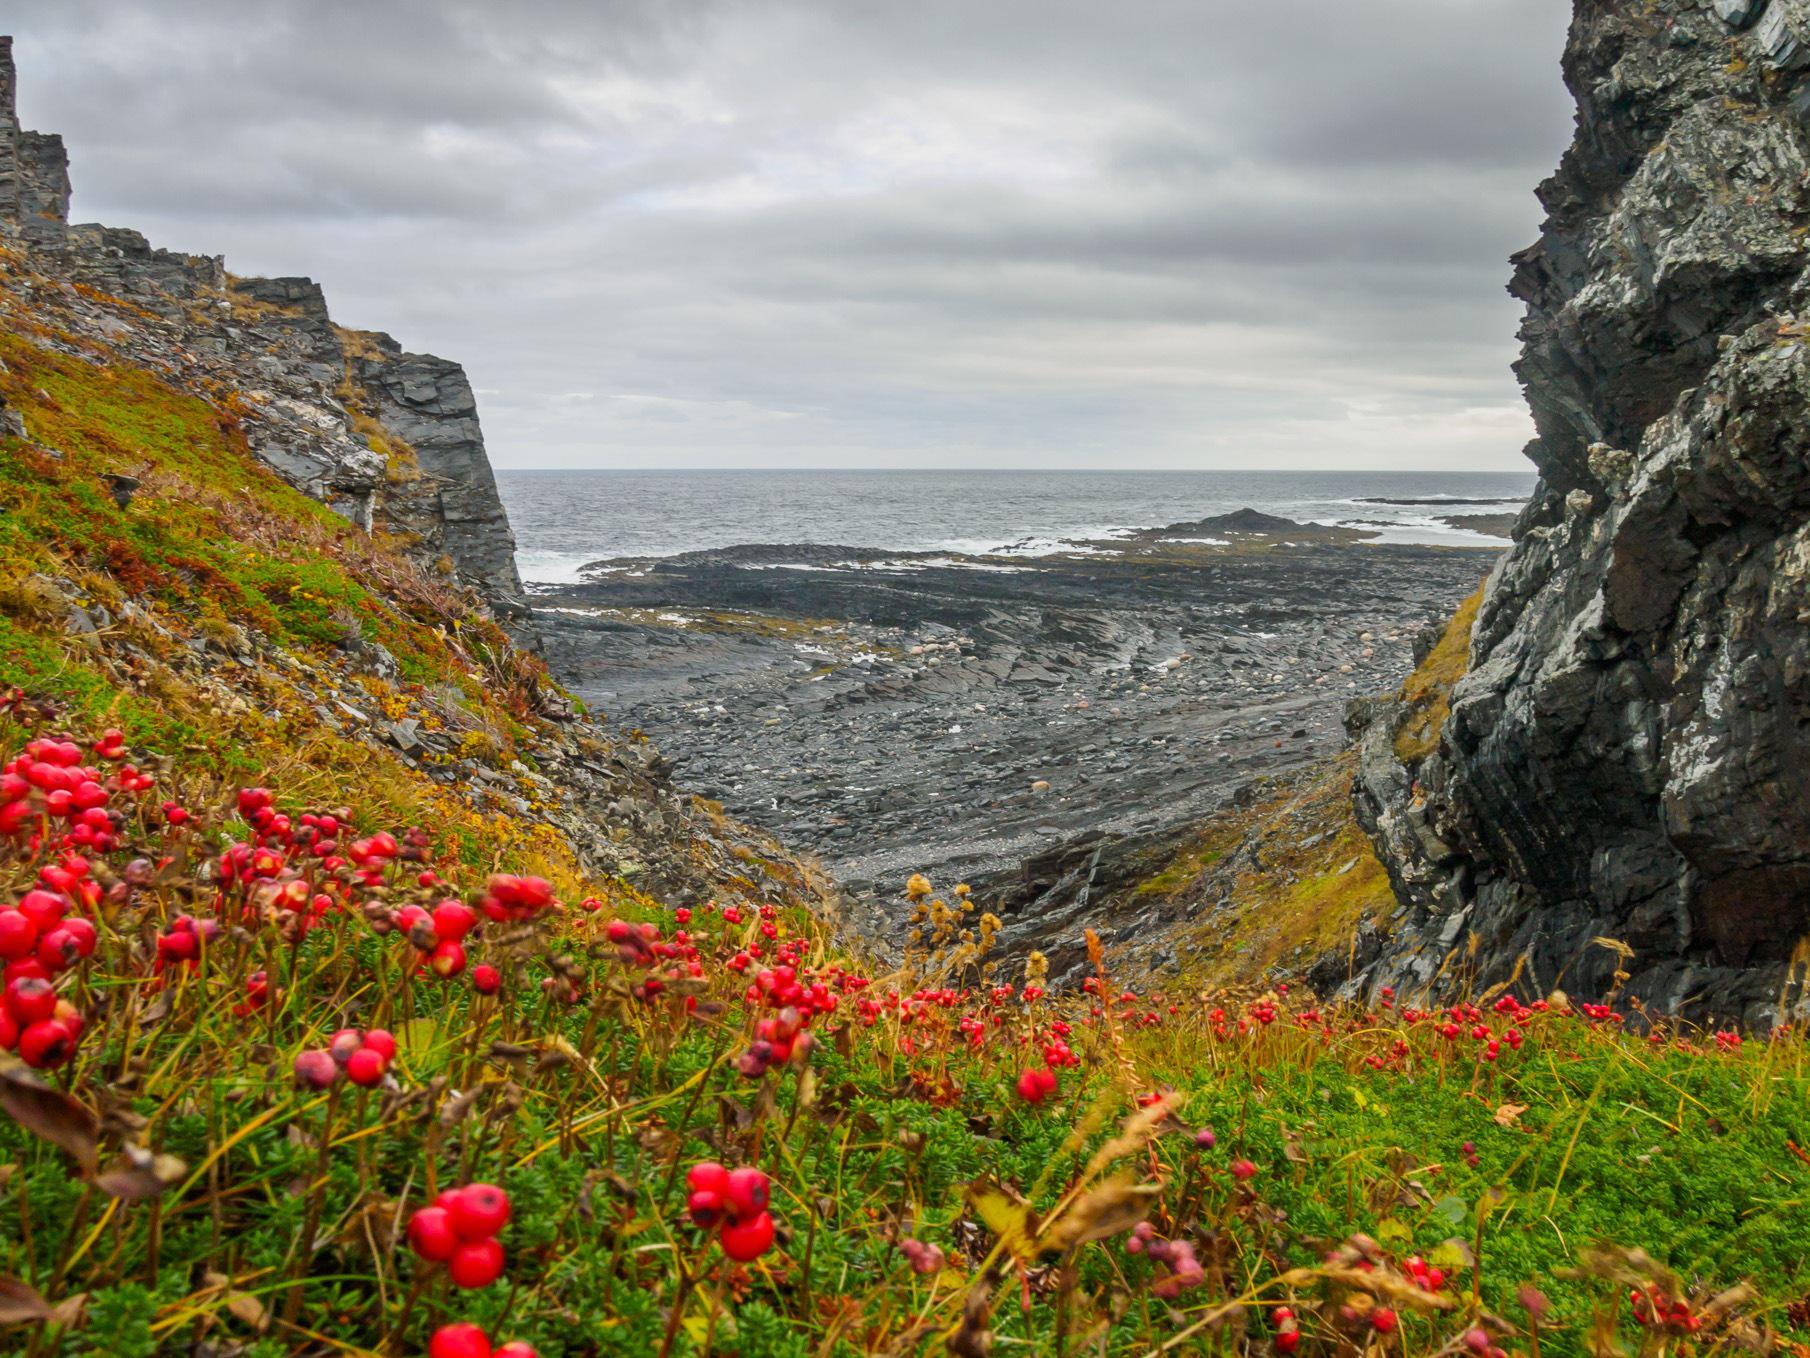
(0, 36, 529, 626)
(1351, 0, 1810, 1025)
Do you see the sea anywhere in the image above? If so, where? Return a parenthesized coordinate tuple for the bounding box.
(495, 468, 1536, 587)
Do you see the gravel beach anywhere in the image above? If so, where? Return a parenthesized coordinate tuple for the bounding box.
(532, 517, 1501, 936)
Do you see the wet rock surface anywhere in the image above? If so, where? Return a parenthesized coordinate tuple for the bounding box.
(534, 532, 1495, 943)
(1351, 0, 1810, 1024)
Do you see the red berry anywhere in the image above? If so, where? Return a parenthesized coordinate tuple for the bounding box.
(493, 1344, 538, 1358)
(345, 1047, 387, 1087)
(1276, 1331, 1300, 1353)
(0, 910, 38, 959)
(719, 1210, 775, 1261)
(408, 1206, 459, 1262)
(448, 1183, 511, 1239)
(1230, 1158, 1258, 1181)
(1372, 1306, 1397, 1333)
(447, 1236, 505, 1288)
(430, 939, 467, 978)
(19, 1018, 73, 1068)
(429, 1322, 492, 1358)
(5, 975, 56, 1025)
(687, 1161, 730, 1196)
(293, 1049, 339, 1090)
(362, 1028, 397, 1063)
(723, 1166, 770, 1218)
(17, 890, 64, 929)
(472, 964, 501, 995)
(687, 1189, 725, 1228)
(433, 900, 477, 940)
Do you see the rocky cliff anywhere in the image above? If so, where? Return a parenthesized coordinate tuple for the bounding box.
(1351, 0, 1810, 1024)
(0, 36, 530, 627)
(0, 34, 831, 927)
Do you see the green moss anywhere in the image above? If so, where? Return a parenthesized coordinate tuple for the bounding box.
(1393, 584, 1485, 765)
(1132, 846, 1222, 898)
(0, 329, 482, 683)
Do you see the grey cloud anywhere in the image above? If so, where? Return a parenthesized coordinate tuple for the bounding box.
(7, 0, 1575, 469)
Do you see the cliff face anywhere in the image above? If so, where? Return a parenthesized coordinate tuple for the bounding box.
(1351, 0, 1810, 1024)
(0, 37, 529, 626)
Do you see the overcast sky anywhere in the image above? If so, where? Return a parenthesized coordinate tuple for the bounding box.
(8, 1, 1574, 470)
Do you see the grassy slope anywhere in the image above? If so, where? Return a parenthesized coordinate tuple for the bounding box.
(0, 310, 1805, 1358)
(0, 316, 607, 885)
(1393, 588, 1483, 767)
(1125, 755, 1399, 987)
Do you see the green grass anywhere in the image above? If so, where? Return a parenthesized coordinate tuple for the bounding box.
(0, 775, 1805, 1358)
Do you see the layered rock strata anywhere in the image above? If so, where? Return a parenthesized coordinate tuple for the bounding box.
(1352, 0, 1810, 1023)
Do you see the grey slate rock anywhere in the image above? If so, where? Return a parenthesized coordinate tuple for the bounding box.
(0, 39, 534, 642)
(1350, 0, 1810, 1027)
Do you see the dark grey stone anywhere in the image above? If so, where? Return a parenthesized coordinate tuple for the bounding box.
(1351, 0, 1810, 1027)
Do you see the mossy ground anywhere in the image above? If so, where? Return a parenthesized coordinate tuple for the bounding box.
(1126, 756, 1399, 988)
(1393, 587, 1484, 766)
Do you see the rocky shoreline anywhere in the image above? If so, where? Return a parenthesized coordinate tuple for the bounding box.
(531, 518, 1501, 947)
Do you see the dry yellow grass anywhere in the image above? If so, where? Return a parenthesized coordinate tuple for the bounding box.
(1392, 583, 1484, 764)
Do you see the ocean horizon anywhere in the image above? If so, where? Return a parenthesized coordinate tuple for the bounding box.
(497, 466, 1537, 586)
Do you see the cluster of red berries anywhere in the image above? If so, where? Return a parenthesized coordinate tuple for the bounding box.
(748, 961, 840, 1018)
(1, 968, 84, 1068)
(408, 1183, 511, 1288)
(1015, 1066, 1058, 1104)
(154, 913, 220, 969)
(1402, 1253, 1449, 1292)
(1630, 1284, 1703, 1334)
(685, 1162, 777, 1261)
(396, 897, 477, 979)
(293, 1027, 397, 1090)
(479, 873, 555, 922)
(428, 1322, 536, 1358)
(605, 917, 703, 1002)
(1125, 1220, 1205, 1298)
(740, 1005, 813, 1078)
(0, 857, 104, 1067)
(1, 731, 142, 850)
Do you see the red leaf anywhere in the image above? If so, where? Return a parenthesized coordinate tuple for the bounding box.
(0, 1068, 99, 1172)
(0, 1275, 51, 1325)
